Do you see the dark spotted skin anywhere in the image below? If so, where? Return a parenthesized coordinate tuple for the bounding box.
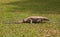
(30, 18, 42, 23)
(4, 16, 49, 24)
(22, 18, 49, 23)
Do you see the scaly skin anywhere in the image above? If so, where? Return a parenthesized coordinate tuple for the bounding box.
(4, 16, 49, 24)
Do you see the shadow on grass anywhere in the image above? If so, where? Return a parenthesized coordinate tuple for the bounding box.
(3, 0, 60, 14)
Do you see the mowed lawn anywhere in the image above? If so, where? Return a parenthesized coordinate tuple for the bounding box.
(0, 0, 60, 37)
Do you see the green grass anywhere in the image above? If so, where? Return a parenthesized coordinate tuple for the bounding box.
(0, 0, 60, 37)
